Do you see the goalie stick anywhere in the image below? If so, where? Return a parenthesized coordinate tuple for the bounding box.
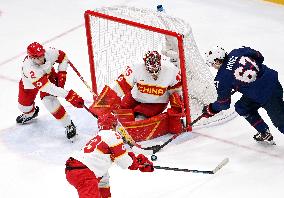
(153, 157, 229, 174)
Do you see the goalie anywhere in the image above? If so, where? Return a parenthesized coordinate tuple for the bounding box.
(90, 51, 185, 141)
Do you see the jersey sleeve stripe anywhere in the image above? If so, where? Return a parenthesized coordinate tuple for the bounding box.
(96, 141, 111, 154)
(115, 74, 132, 94)
(110, 143, 127, 160)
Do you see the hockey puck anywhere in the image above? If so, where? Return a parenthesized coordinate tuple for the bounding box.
(151, 154, 157, 161)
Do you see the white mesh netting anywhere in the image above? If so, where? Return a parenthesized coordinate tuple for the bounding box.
(86, 6, 236, 128)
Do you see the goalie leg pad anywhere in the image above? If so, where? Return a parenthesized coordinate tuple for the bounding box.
(90, 85, 121, 117)
(122, 113, 169, 142)
(167, 108, 185, 134)
(113, 109, 135, 122)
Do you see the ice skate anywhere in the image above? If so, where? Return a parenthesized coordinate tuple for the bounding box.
(253, 130, 276, 145)
(66, 121, 77, 142)
(16, 106, 39, 124)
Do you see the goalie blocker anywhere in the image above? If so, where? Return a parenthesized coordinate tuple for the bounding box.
(90, 86, 186, 142)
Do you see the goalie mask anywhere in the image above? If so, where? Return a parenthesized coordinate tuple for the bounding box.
(143, 51, 161, 80)
(97, 113, 117, 130)
(205, 46, 227, 69)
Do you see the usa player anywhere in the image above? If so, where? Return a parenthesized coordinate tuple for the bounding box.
(65, 113, 154, 198)
(17, 42, 84, 140)
(202, 46, 284, 144)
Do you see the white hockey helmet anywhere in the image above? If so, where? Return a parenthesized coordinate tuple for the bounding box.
(205, 46, 227, 67)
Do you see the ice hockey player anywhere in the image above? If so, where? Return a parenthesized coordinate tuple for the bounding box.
(65, 113, 154, 198)
(17, 42, 84, 140)
(203, 45, 284, 144)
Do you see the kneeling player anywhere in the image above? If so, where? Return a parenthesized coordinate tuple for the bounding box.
(65, 113, 154, 198)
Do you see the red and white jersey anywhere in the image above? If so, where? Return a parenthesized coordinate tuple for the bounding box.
(20, 48, 68, 98)
(71, 129, 133, 177)
(113, 60, 182, 103)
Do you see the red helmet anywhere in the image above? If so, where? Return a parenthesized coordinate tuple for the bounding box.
(27, 42, 45, 58)
(97, 113, 117, 130)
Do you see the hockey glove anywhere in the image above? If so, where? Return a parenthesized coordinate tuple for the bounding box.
(136, 154, 154, 172)
(128, 152, 154, 172)
(57, 71, 67, 88)
(128, 152, 140, 170)
(202, 104, 219, 118)
(65, 89, 84, 108)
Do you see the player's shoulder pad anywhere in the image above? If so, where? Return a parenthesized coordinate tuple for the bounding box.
(45, 47, 59, 63)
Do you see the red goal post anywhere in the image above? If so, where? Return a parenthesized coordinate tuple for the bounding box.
(84, 6, 236, 130)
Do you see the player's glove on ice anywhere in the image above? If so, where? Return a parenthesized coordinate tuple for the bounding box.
(65, 89, 84, 108)
(202, 104, 219, 118)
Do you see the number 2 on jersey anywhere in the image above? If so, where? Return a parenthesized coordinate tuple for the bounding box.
(30, 71, 36, 78)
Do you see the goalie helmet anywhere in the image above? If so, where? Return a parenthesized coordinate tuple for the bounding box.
(27, 42, 45, 58)
(97, 113, 117, 130)
(143, 51, 161, 80)
(205, 46, 227, 67)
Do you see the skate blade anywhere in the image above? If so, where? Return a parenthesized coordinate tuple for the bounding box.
(257, 140, 276, 146)
(68, 134, 78, 143)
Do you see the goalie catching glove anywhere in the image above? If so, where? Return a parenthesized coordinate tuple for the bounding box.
(202, 104, 220, 118)
(128, 152, 154, 172)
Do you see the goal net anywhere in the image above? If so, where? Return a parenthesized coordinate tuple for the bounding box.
(84, 6, 236, 129)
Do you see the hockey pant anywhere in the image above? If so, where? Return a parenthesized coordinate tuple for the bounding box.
(65, 158, 111, 198)
(18, 80, 71, 127)
(235, 81, 284, 134)
(120, 92, 168, 117)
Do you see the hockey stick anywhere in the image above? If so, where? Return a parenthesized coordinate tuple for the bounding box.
(68, 61, 97, 98)
(143, 114, 204, 154)
(153, 157, 229, 174)
(116, 120, 153, 155)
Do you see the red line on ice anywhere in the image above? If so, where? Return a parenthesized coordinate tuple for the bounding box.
(193, 131, 283, 159)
